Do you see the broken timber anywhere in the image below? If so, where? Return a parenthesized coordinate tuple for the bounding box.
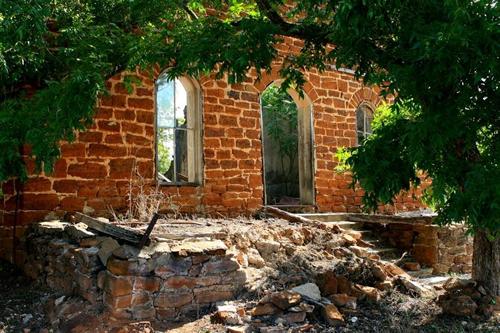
(138, 213, 160, 249)
(265, 206, 318, 225)
(75, 212, 144, 245)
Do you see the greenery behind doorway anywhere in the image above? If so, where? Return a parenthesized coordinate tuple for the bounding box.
(261, 85, 300, 205)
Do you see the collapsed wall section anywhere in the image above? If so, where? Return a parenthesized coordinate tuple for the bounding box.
(23, 221, 246, 322)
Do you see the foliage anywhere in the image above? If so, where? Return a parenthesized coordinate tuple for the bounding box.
(1, 0, 498, 237)
(261, 84, 298, 182)
(0, 0, 175, 180)
(157, 128, 173, 176)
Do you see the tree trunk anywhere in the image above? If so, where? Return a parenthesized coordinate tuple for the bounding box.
(472, 229, 500, 296)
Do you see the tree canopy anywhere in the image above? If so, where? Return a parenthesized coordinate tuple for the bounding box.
(1, 0, 498, 238)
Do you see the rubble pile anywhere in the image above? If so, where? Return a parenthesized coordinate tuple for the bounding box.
(437, 278, 499, 318)
(20, 215, 494, 332)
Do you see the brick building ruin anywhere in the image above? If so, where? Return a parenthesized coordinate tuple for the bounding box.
(0, 37, 427, 262)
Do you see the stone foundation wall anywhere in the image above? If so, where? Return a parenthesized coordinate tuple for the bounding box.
(23, 221, 246, 322)
(359, 219, 472, 274)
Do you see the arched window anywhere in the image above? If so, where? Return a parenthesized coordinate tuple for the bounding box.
(156, 74, 202, 184)
(356, 103, 374, 145)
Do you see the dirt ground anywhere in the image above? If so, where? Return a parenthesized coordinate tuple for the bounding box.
(1, 258, 498, 333)
(0, 260, 53, 333)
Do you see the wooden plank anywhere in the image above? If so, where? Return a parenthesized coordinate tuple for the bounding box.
(75, 212, 143, 244)
(265, 206, 317, 225)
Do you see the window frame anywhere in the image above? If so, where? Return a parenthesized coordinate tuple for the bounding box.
(154, 74, 203, 186)
(356, 102, 374, 145)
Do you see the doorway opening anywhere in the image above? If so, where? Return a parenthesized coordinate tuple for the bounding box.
(261, 83, 314, 206)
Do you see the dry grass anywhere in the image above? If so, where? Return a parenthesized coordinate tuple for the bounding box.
(108, 162, 178, 224)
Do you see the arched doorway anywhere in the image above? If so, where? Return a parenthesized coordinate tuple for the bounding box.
(260, 83, 314, 206)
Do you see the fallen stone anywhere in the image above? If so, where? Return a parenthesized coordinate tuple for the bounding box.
(255, 240, 281, 258)
(330, 293, 357, 309)
(283, 311, 306, 324)
(322, 304, 344, 326)
(349, 246, 369, 258)
(398, 278, 436, 299)
(251, 303, 280, 316)
(440, 295, 478, 317)
(235, 251, 249, 267)
(214, 304, 242, 325)
(443, 277, 476, 291)
(375, 281, 393, 291)
(291, 283, 321, 302)
(346, 230, 362, 240)
(355, 285, 381, 302)
(283, 229, 305, 245)
(336, 276, 352, 295)
(98, 238, 121, 265)
(270, 291, 301, 310)
(247, 248, 266, 268)
(383, 263, 411, 279)
(341, 234, 357, 246)
(371, 264, 388, 281)
(66, 223, 95, 240)
(288, 303, 314, 313)
(316, 272, 338, 296)
(402, 262, 421, 271)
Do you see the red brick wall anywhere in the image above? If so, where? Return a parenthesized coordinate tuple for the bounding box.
(0, 37, 425, 262)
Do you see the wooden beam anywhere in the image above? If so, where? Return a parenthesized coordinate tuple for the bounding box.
(265, 206, 317, 224)
(75, 212, 144, 244)
(138, 213, 159, 249)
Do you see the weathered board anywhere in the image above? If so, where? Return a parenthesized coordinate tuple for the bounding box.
(75, 212, 144, 244)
